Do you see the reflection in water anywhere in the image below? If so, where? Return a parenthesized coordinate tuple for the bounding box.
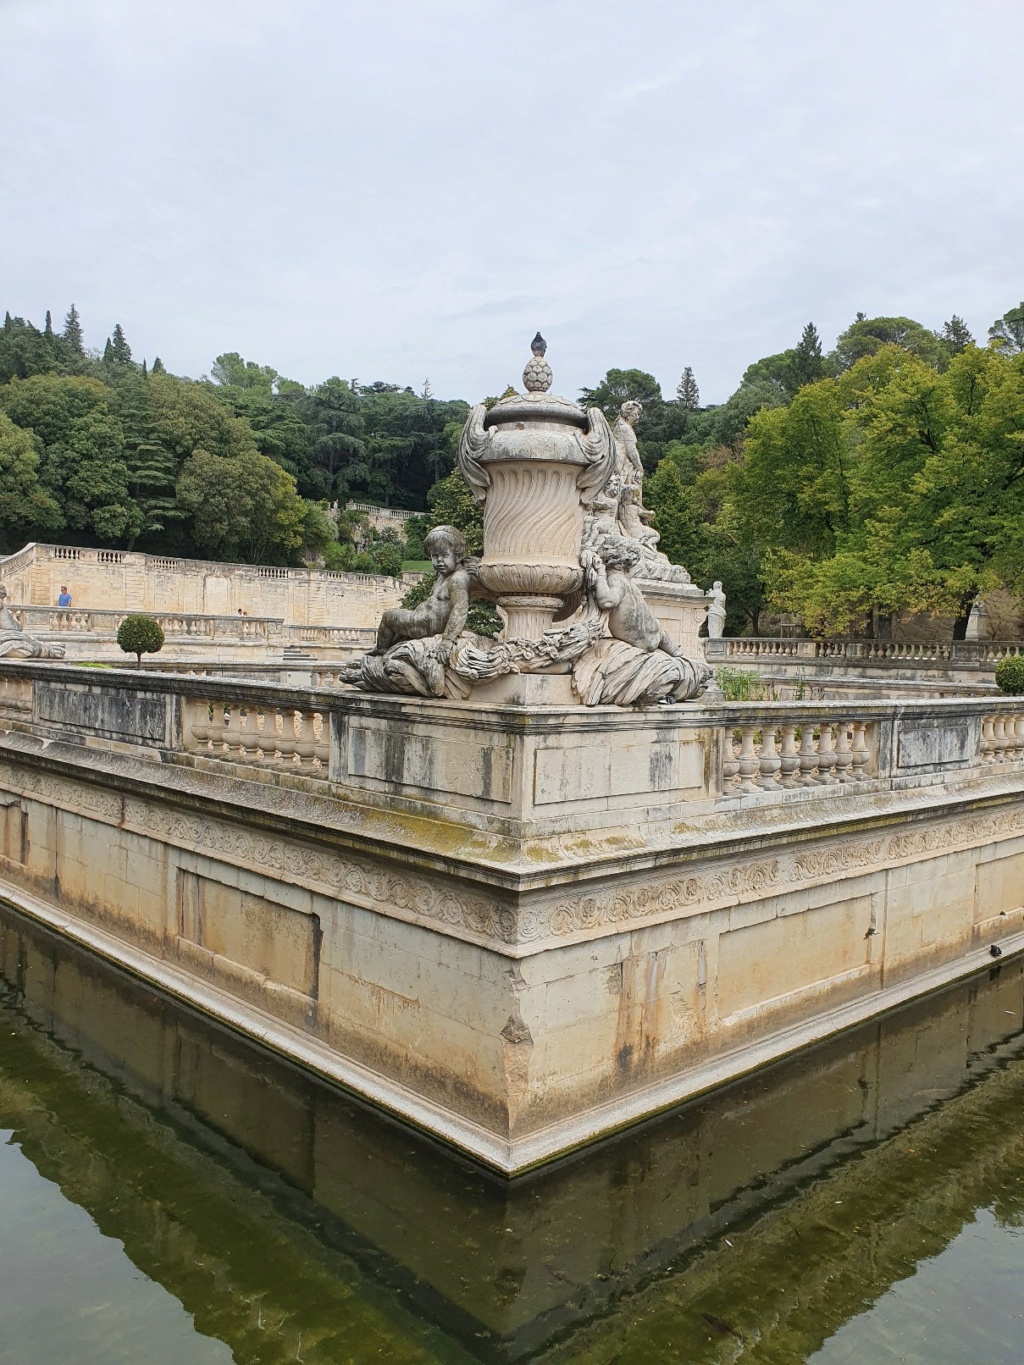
(1, 901, 1023, 1363)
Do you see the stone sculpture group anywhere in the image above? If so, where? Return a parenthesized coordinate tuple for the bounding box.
(0, 586, 64, 659)
(341, 337, 716, 707)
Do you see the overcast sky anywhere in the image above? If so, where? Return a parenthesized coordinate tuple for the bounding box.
(3, 0, 1022, 404)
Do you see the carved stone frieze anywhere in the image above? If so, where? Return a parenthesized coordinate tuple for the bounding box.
(2, 753, 1024, 953)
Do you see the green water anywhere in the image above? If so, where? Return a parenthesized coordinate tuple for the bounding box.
(1, 905, 1023, 1364)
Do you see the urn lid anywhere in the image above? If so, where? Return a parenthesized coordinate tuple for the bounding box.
(483, 333, 589, 431)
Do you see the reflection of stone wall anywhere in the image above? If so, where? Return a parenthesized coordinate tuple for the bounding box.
(3, 902, 1022, 1359)
(0, 542, 408, 628)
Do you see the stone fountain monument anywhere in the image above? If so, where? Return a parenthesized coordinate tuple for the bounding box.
(341, 335, 713, 706)
(8, 333, 1018, 1180)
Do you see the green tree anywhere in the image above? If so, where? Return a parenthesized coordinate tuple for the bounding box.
(0, 374, 138, 542)
(62, 304, 84, 355)
(790, 322, 826, 390)
(0, 412, 64, 550)
(106, 323, 132, 367)
(176, 449, 307, 564)
(116, 614, 165, 667)
(676, 366, 700, 409)
(988, 302, 1024, 355)
(113, 373, 185, 549)
(939, 315, 974, 356)
(579, 368, 664, 422)
(830, 315, 945, 373)
(425, 469, 483, 553)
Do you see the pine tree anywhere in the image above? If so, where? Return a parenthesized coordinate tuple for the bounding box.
(789, 322, 826, 390)
(102, 338, 113, 364)
(151, 356, 165, 374)
(62, 304, 84, 355)
(107, 323, 132, 365)
(940, 315, 974, 356)
(115, 374, 183, 548)
(676, 366, 700, 409)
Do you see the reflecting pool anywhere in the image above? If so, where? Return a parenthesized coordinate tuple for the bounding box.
(1, 901, 1023, 1363)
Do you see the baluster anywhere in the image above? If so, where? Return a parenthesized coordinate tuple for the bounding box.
(252, 707, 267, 761)
(758, 724, 782, 790)
(294, 711, 316, 767)
(850, 722, 870, 780)
(778, 724, 801, 787)
(236, 707, 252, 761)
(980, 715, 995, 763)
(797, 725, 820, 785)
(221, 704, 242, 758)
(816, 721, 838, 783)
(833, 721, 854, 783)
(311, 712, 329, 770)
(721, 728, 740, 791)
(999, 715, 1015, 769)
(735, 725, 761, 793)
(271, 709, 287, 763)
(190, 701, 213, 752)
(273, 710, 301, 766)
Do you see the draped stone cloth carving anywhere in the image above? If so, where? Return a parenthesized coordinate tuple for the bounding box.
(339, 615, 712, 707)
(339, 621, 606, 700)
(570, 638, 711, 707)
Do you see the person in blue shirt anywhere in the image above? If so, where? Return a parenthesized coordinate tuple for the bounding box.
(57, 585, 72, 607)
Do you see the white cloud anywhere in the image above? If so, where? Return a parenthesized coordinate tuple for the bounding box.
(2, 0, 1023, 402)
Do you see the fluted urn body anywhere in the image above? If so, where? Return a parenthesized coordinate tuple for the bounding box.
(457, 336, 615, 638)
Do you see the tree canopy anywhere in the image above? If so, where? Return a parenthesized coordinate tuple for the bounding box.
(3, 297, 1023, 632)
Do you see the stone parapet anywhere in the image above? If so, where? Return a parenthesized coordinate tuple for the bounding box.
(0, 542, 407, 628)
(707, 635, 1024, 671)
(1, 660, 1023, 1170)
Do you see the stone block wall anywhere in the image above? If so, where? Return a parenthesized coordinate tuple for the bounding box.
(0, 543, 407, 628)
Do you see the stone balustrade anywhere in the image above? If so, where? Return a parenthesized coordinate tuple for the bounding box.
(721, 717, 875, 794)
(980, 710, 1024, 763)
(184, 697, 330, 771)
(707, 637, 1024, 668)
(0, 662, 1022, 826)
(294, 625, 375, 645)
(8, 604, 284, 642)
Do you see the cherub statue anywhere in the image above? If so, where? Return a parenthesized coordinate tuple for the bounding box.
(584, 535, 683, 657)
(373, 525, 470, 665)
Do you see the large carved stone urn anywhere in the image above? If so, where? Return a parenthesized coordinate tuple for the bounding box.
(457, 334, 615, 638)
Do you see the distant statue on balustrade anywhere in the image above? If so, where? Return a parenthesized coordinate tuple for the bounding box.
(0, 585, 65, 658)
(707, 581, 727, 638)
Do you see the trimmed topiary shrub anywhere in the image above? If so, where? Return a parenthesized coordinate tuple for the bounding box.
(995, 654, 1024, 694)
(116, 614, 165, 668)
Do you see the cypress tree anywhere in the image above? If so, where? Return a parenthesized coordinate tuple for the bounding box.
(102, 337, 113, 364)
(108, 323, 132, 365)
(62, 304, 84, 355)
(43, 310, 54, 340)
(151, 356, 165, 374)
(676, 366, 700, 410)
(789, 322, 825, 390)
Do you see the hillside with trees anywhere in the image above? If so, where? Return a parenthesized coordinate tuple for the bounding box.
(2, 301, 1024, 635)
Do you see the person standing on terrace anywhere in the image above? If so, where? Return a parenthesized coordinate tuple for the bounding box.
(57, 585, 72, 607)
